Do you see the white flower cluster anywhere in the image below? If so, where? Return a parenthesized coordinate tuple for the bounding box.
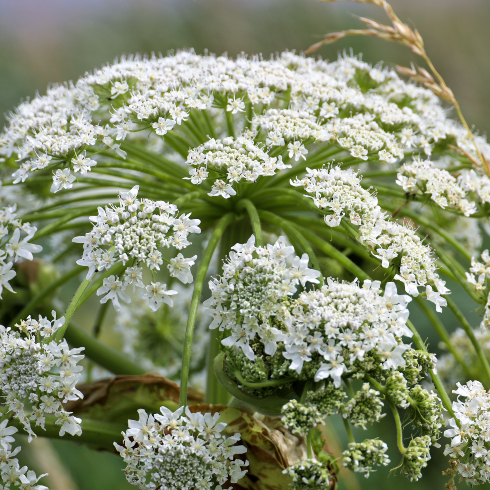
(3, 51, 490, 193)
(186, 136, 290, 198)
(0, 204, 42, 299)
(252, 109, 331, 149)
(204, 235, 321, 361)
(444, 380, 490, 485)
(115, 407, 248, 490)
(1, 313, 84, 441)
(328, 114, 402, 163)
(458, 169, 490, 206)
(466, 250, 490, 330)
(396, 158, 477, 216)
(0, 420, 48, 490)
(73, 185, 200, 311)
(292, 166, 448, 310)
(204, 236, 414, 387)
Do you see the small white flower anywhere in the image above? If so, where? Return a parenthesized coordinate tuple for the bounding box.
(96, 275, 131, 311)
(143, 282, 178, 311)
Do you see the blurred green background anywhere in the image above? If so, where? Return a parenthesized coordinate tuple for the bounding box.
(2, 0, 490, 488)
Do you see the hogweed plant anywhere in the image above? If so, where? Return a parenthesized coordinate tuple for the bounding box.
(0, 1, 489, 488)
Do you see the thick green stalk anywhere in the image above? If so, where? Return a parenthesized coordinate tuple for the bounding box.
(237, 199, 263, 247)
(7, 411, 126, 450)
(95, 161, 194, 191)
(343, 418, 355, 444)
(446, 298, 490, 386)
(31, 208, 99, 240)
(54, 278, 92, 342)
(65, 323, 145, 375)
(225, 111, 235, 138)
(121, 141, 189, 178)
(180, 213, 235, 407)
(8, 266, 84, 329)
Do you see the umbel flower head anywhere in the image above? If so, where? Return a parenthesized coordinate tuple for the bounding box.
(0, 312, 84, 441)
(115, 407, 248, 490)
(73, 185, 200, 311)
(2, 36, 490, 489)
(205, 235, 413, 387)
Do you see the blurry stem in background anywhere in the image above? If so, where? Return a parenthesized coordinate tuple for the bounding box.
(415, 297, 474, 379)
(8, 266, 84, 329)
(406, 320, 455, 420)
(4, 408, 126, 451)
(342, 418, 355, 444)
(446, 298, 490, 387)
(54, 278, 92, 342)
(387, 398, 405, 455)
(65, 322, 145, 375)
(237, 199, 263, 247)
(85, 300, 111, 382)
(181, 212, 235, 407)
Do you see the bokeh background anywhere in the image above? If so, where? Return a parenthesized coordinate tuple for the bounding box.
(2, 0, 490, 488)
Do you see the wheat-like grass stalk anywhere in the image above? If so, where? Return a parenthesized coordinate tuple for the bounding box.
(306, 0, 490, 176)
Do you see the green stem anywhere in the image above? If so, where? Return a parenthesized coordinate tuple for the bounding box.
(65, 323, 145, 375)
(78, 263, 126, 307)
(343, 418, 355, 443)
(446, 298, 490, 386)
(266, 146, 344, 188)
(293, 223, 371, 281)
(406, 320, 455, 419)
(54, 278, 92, 342)
(237, 199, 263, 246)
(365, 375, 385, 393)
(225, 111, 235, 138)
(121, 141, 189, 178)
(8, 266, 84, 329)
(387, 398, 406, 455)
(174, 190, 210, 208)
(306, 430, 313, 458)
(437, 249, 484, 304)
(180, 213, 235, 407)
(415, 297, 473, 378)
(259, 210, 324, 286)
(344, 378, 355, 398)
(6, 411, 126, 450)
(95, 161, 194, 191)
